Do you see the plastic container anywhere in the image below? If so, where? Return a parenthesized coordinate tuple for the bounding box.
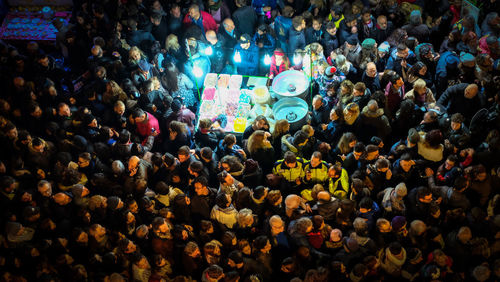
(253, 86, 270, 104)
(229, 75, 243, 89)
(204, 73, 217, 88)
(217, 74, 230, 88)
(238, 92, 252, 104)
(236, 103, 251, 118)
(233, 117, 247, 133)
(203, 87, 216, 100)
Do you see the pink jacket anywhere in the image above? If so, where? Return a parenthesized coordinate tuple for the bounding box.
(183, 11, 218, 32)
(136, 112, 160, 141)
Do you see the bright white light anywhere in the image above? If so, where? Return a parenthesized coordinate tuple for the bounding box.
(193, 66, 203, 78)
(204, 46, 213, 56)
(234, 51, 241, 63)
(293, 54, 301, 65)
(264, 54, 271, 65)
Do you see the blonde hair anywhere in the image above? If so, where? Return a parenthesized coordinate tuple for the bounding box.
(272, 119, 289, 140)
(89, 195, 107, 211)
(247, 130, 271, 154)
(165, 34, 180, 52)
(413, 79, 426, 91)
(128, 46, 145, 63)
(103, 80, 128, 104)
(237, 208, 254, 227)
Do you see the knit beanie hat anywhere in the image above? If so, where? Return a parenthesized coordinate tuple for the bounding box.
(395, 183, 407, 197)
(391, 216, 407, 231)
(107, 196, 121, 210)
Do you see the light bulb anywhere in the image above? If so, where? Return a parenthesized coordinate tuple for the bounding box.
(193, 66, 203, 78)
(204, 46, 213, 56)
(234, 51, 241, 63)
(264, 54, 271, 65)
(293, 54, 301, 65)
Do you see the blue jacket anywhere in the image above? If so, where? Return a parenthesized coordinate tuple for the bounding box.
(288, 28, 306, 53)
(274, 16, 293, 44)
(252, 32, 276, 54)
(127, 30, 155, 48)
(252, 0, 277, 15)
(234, 43, 259, 76)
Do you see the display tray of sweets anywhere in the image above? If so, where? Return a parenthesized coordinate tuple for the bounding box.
(202, 87, 216, 100)
(229, 75, 242, 89)
(235, 103, 251, 118)
(217, 74, 231, 88)
(203, 73, 217, 88)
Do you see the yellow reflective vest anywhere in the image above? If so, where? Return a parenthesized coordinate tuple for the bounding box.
(328, 168, 349, 200)
(273, 158, 305, 183)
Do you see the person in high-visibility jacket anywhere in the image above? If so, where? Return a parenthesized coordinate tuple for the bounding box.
(327, 162, 349, 200)
(301, 151, 329, 201)
(273, 151, 305, 196)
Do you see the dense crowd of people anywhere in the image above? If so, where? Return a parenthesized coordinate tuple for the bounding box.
(1, 0, 500, 281)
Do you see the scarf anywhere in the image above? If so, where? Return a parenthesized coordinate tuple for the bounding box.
(209, 0, 222, 11)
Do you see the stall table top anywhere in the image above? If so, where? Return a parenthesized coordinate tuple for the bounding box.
(0, 11, 71, 41)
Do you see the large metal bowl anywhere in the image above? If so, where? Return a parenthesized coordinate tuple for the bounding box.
(273, 97, 309, 132)
(271, 70, 310, 100)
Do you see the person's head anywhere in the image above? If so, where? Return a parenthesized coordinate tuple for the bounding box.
(327, 162, 342, 178)
(247, 130, 270, 153)
(353, 82, 366, 97)
(464, 83, 479, 99)
(344, 14, 357, 28)
(396, 44, 409, 59)
(177, 146, 191, 163)
(417, 186, 433, 203)
(312, 95, 323, 110)
(292, 16, 305, 31)
(325, 21, 337, 36)
(377, 218, 392, 233)
(222, 134, 237, 148)
(310, 17, 322, 31)
(309, 151, 322, 168)
(58, 102, 71, 117)
(375, 158, 390, 173)
(390, 73, 403, 89)
(283, 151, 297, 168)
(399, 153, 414, 172)
(365, 62, 377, 78)
(273, 119, 290, 138)
(450, 113, 464, 131)
(330, 5, 342, 19)
(457, 226, 472, 244)
(412, 79, 427, 96)
(78, 152, 91, 168)
(359, 6, 371, 23)
(222, 18, 235, 33)
(253, 115, 268, 130)
(169, 120, 187, 140)
(188, 4, 200, 20)
(337, 132, 357, 154)
(340, 80, 354, 95)
(38, 180, 52, 197)
(205, 30, 218, 45)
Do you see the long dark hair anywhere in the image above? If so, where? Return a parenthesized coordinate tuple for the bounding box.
(161, 62, 179, 92)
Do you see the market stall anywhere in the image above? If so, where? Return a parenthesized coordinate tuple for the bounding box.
(198, 70, 311, 133)
(0, 7, 71, 41)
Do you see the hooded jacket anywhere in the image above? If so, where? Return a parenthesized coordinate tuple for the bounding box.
(272, 157, 305, 183)
(328, 168, 349, 199)
(379, 247, 407, 276)
(210, 204, 238, 228)
(360, 105, 391, 142)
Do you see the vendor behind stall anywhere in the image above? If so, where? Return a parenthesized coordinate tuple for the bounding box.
(233, 34, 259, 76)
(269, 48, 290, 79)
